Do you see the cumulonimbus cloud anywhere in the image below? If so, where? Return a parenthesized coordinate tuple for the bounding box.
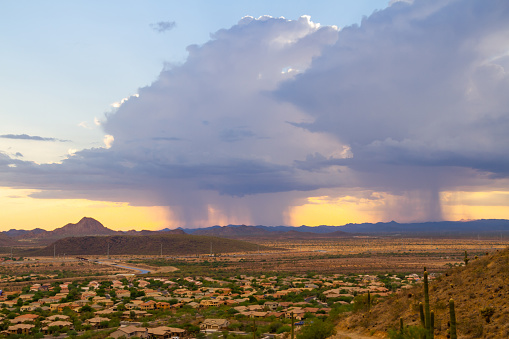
(2, 1, 509, 226)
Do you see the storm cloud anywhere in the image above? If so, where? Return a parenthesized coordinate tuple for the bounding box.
(2, 0, 509, 226)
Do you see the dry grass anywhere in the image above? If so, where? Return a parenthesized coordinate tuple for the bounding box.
(339, 246, 509, 338)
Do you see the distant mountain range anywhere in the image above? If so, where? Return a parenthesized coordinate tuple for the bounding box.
(2, 218, 509, 248)
(181, 219, 509, 238)
(1, 217, 184, 246)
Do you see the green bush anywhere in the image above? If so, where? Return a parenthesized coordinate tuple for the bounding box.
(296, 319, 335, 339)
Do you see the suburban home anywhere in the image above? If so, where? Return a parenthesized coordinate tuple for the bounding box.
(156, 301, 171, 310)
(263, 301, 279, 311)
(199, 299, 224, 307)
(19, 305, 38, 312)
(5, 324, 35, 335)
(110, 325, 148, 338)
(11, 314, 39, 323)
(200, 319, 229, 332)
(116, 290, 131, 298)
(42, 321, 73, 334)
(148, 326, 186, 339)
(139, 300, 157, 310)
(86, 316, 110, 329)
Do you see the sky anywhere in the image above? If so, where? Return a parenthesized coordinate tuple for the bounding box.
(1, 0, 509, 231)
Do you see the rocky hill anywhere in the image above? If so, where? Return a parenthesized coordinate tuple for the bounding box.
(32, 233, 270, 256)
(0, 232, 16, 247)
(49, 217, 118, 237)
(340, 246, 509, 338)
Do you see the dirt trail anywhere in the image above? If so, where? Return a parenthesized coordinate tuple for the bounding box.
(331, 330, 383, 339)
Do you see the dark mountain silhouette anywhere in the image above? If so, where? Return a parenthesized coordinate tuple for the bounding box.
(32, 234, 270, 256)
(183, 219, 509, 237)
(3, 228, 46, 238)
(124, 229, 185, 236)
(49, 217, 118, 237)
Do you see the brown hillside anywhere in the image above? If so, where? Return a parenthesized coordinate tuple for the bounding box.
(33, 234, 270, 256)
(340, 247, 509, 338)
(193, 225, 352, 240)
(0, 233, 17, 247)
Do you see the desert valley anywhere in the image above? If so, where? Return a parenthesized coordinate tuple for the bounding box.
(0, 217, 508, 339)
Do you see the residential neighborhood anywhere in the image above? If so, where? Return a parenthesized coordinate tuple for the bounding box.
(0, 271, 424, 338)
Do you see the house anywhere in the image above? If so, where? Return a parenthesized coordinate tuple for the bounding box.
(110, 325, 148, 338)
(139, 300, 157, 310)
(81, 291, 97, 300)
(199, 299, 224, 307)
(200, 319, 229, 332)
(156, 301, 171, 310)
(86, 316, 110, 329)
(20, 305, 38, 312)
(148, 326, 186, 339)
(95, 308, 116, 316)
(249, 311, 268, 318)
(5, 324, 35, 335)
(45, 315, 71, 322)
(264, 301, 279, 311)
(19, 294, 33, 301)
(11, 314, 39, 324)
(285, 309, 305, 320)
(42, 321, 73, 334)
(266, 311, 285, 319)
(116, 290, 131, 298)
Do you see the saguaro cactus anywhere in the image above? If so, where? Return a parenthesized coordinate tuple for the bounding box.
(449, 299, 457, 339)
(430, 310, 435, 339)
(419, 302, 425, 327)
(464, 251, 469, 265)
(291, 312, 294, 339)
(424, 271, 431, 337)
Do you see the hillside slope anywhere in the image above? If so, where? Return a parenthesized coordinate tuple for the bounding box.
(341, 247, 509, 338)
(192, 225, 352, 239)
(33, 234, 270, 256)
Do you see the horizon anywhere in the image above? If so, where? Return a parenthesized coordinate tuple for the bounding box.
(2, 0, 509, 231)
(4, 216, 509, 233)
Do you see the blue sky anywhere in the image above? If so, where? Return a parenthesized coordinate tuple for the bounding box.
(2, 0, 509, 230)
(1, 0, 388, 163)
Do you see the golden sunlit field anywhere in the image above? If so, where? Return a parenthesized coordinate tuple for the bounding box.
(1, 237, 507, 283)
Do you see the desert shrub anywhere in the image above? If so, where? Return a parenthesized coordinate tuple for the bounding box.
(388, 325, 427, 339)
(480, 306, 495, 323)
(296, 319, 335, 339)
